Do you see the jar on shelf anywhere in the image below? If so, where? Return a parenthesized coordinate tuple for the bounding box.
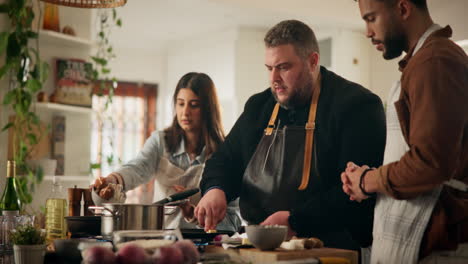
(42, 3, 60, 32)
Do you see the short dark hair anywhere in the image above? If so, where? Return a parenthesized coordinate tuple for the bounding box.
(354, 0, 428, 11)
(264, 20, 319, 59)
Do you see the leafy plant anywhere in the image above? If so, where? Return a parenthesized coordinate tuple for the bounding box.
(0, 0, 49, 207)
(90, 8, 122, 176)
(92, 8, 121, 101)
(10, 224, 46, 245)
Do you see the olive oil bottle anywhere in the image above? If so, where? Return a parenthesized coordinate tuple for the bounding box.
(45, 177, 67, 241)
(0, 160, 21, 216)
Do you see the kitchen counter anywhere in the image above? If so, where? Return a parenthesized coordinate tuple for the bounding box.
(204, 245, 358, 264)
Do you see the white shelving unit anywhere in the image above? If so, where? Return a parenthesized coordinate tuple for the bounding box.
(39, 30, 94, 49)
(35, 102, 94, 115)
(0, 2, 97, 211)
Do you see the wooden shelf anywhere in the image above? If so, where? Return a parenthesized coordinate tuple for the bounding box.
(44, 175, 90, 182)
(35, 102, 94, 114)
(39, 30, 93, 49)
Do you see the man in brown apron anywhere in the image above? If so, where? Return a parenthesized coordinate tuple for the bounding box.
(196, 20, 386, 251)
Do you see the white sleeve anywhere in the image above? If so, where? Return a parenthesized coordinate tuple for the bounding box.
(115, 131, 164, 191)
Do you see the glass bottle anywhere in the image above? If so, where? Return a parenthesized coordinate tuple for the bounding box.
(42, 3, 60, 32)
(0, 161, 21, 216)
(45, 177, 67, 242)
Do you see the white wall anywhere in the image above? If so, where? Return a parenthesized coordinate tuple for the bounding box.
(164, 28, 238, 132)
(368, 50, 401, 105)
(318, 29, 372, 90)
(234, 27, 269, 117)
(109, 47, 166, 85)
(429, 0, 468, 42)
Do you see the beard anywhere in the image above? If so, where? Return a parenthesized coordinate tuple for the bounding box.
(382, 23, 407, 60)
(272, 67, 313, 109)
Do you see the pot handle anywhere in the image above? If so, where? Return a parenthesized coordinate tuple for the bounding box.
(163, 198, 189, 215)
(164, 206, 178, 216)
(88, 206, 116, 216)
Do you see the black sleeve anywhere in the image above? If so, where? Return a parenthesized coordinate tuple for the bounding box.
(200, 95, 260, 201)
(289, 92, 386, 247)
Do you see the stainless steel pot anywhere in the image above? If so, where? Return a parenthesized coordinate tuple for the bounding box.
(91, 203, 164, 239)
(89, 188, 200, 239)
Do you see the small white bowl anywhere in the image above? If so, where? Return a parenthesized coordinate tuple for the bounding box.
(245, 225, 287, 251)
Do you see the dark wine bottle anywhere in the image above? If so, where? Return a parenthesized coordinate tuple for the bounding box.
(0, 160, 21, 216)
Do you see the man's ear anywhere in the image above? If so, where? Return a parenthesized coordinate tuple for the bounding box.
(397, 0, 412, 20)
(308, 52, 320, 71)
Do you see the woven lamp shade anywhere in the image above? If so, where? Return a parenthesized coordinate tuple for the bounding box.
(40, 0, 127, 8)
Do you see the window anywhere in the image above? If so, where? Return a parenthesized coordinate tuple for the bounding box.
(91, 81, 157, 178)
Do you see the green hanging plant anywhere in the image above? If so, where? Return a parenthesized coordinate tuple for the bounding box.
(0, 0, 49, 208)
(89, 8, 122, 176)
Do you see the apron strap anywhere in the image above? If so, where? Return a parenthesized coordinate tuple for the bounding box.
(265, 103, 280, 135)
(298, 74, 321, 190)
(264, 75, 322, 190)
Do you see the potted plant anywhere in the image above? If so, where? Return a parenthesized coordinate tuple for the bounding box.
(10, 224, 47, 264)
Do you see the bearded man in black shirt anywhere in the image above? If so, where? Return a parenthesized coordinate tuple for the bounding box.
(195, 19, 386, 251)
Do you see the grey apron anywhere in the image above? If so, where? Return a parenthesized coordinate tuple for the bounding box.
(240, 125, 319, 224)
(240, 82, 321, 224)
(153, 157, 242, 231)
(152, 157, 204, 229)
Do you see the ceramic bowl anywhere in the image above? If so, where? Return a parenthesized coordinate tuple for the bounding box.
(245, 225, 287, 251)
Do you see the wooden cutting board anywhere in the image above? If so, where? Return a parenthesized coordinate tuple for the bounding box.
(205, 246, 358, 264)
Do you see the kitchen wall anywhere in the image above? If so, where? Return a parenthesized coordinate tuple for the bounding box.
(164, 27, 239, 132)
(110, 46, 166, 86)
(234, 27, 270, 120)
(368, 50, 401, 105)
(430, 1, 468, 42)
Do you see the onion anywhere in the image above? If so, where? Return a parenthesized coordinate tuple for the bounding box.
(152, 246, 183, 264)
(116, 243, 150, 264)
(172, 240, 200, 264)
(82, 246, 116, 264)
(213, 234, 223, 242)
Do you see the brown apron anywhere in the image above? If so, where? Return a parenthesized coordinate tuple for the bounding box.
(240, 83, 321, 224)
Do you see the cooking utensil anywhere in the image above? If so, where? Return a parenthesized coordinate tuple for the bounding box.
(65, 216, 101, 238)
(178, 228, 235, 240)
(89, 203, 164, 239)
(89, 188, 200, 239)
(153, 188, 200, 205)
